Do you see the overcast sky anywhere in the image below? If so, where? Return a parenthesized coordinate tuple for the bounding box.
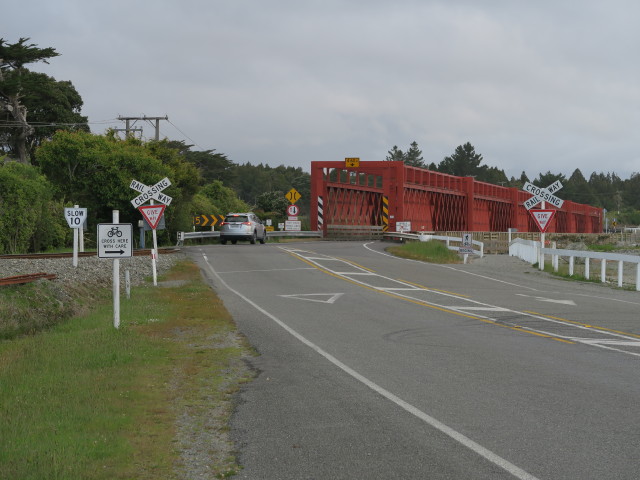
(5, 0, 640, 180)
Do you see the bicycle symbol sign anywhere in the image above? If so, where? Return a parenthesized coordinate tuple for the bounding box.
(97, 223, 133, 258)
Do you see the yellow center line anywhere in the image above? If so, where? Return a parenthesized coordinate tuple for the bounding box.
(285, 250, 572, 344)
(523, 311, 640, 339)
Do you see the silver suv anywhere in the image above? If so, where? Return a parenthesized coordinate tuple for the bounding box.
(219, 212, 267, 245)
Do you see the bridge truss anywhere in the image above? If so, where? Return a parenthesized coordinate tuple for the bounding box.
(310, 161, 602, 234)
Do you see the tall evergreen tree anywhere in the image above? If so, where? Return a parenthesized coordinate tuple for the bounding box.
(438, 142, 484, 177)
(404, 141, 425, 167)
(385, 145, 405, 162)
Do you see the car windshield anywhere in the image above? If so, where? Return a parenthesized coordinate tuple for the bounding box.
(225, 215, 248, 222)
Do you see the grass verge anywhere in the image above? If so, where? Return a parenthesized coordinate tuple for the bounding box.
(0, 259, 254, 479)
(386, 240, 462, 263)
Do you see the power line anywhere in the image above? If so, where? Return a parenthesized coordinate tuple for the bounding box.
(166, 119, 204, 150)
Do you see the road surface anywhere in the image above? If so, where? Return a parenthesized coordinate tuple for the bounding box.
(187, 241, 640, 480)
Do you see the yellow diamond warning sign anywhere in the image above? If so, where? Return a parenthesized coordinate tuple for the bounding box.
(285, 188, 301, 204)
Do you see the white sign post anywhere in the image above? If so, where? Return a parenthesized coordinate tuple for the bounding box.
(98, 212, 133, 329)
(130, 178, 172, 286)
(64, 206, 87, 268)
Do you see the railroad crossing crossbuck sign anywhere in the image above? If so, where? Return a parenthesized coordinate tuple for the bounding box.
(522, 180, 564, 210)
(130, 177, 173, 208)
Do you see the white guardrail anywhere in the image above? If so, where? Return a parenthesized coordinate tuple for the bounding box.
(382, 232, 484, 261)
(176, 230, 322, 246)
(509, 238, 640, 291)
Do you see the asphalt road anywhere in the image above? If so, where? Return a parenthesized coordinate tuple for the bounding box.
(187, 241, 640, 480)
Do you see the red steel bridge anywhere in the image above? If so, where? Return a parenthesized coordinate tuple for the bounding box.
(310, 161, 603, 234)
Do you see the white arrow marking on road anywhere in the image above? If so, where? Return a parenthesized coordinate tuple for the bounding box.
(515, 294, 576, 306)
(279, 293, 344, 304)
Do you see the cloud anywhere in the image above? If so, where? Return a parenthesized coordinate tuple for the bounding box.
(4, 0, 640, 179)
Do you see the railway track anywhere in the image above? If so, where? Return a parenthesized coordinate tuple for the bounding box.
(0, 272, 57, 286)
(0, 247, 180, 260)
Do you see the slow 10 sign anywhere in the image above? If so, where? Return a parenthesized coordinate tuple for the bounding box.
(64, 207, 87, 228)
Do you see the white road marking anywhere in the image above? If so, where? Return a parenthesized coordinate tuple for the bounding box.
(449, 306, 511, 312)
(363, 242, 541, 291)
(279, 293, 344, 304)
(201, 252, 541, 480)
(516, 294, 576, 306)
(216, 267, 316, 274)
(283, 247, 640, 359)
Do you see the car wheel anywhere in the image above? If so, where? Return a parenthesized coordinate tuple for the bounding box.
(232, 240, 238, 245)
(259, 230, 266, 244)
(250, 231, 257, 244)
(220, 239, 227, 245)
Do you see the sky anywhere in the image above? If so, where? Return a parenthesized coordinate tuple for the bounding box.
(5, 0, 640, 180)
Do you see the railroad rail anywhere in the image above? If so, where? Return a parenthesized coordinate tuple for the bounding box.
(0, 272, 57, 286)
(0, 247, 180, 260)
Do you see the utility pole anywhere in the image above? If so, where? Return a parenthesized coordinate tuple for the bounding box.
(117, 115, 168, 140)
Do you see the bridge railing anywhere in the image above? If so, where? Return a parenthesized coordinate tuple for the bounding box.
(509, 238, 640, 291)
(382, 231, 484, 259)
(176, 230, 322, 246)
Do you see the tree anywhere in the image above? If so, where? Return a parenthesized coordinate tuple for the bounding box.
(477, 165, 509, 185)
(200, 180, 250, 215)
(167, 140, 237, 186)
(0, 161, 66, 253)
(20, 72, 89, 161)
(562, 169, 595, 205)
(533, 171, 566, 188)
(0, 37, 60, 163)
(36, 131, 172, 228)
(385, 145, 405, 162)
(437, 142, 484, 177)
(256, 191, 289, 215)
(385, 141, 425, 167)
(404, 141, 425, 167)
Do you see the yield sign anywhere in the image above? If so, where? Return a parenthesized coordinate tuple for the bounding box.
(530, 209, 556, 233)
(138, 204, 166, 230)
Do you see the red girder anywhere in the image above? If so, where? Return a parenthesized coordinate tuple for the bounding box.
(310, 161, 603, 233)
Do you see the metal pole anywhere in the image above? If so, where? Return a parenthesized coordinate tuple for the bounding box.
(72, 204, 79, 268)
(151, 200, 158, 286)
(113, 210, 120, 329)
(539, 201, 546, 270)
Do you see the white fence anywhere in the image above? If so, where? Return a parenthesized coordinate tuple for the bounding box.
(509, 238, 640, 291)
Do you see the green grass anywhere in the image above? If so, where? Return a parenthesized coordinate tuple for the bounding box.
(586, 244, 616, 252)
(0, 280, 89, 340)
(386, 240, 462, 263)
(0, 260, 253, 479)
